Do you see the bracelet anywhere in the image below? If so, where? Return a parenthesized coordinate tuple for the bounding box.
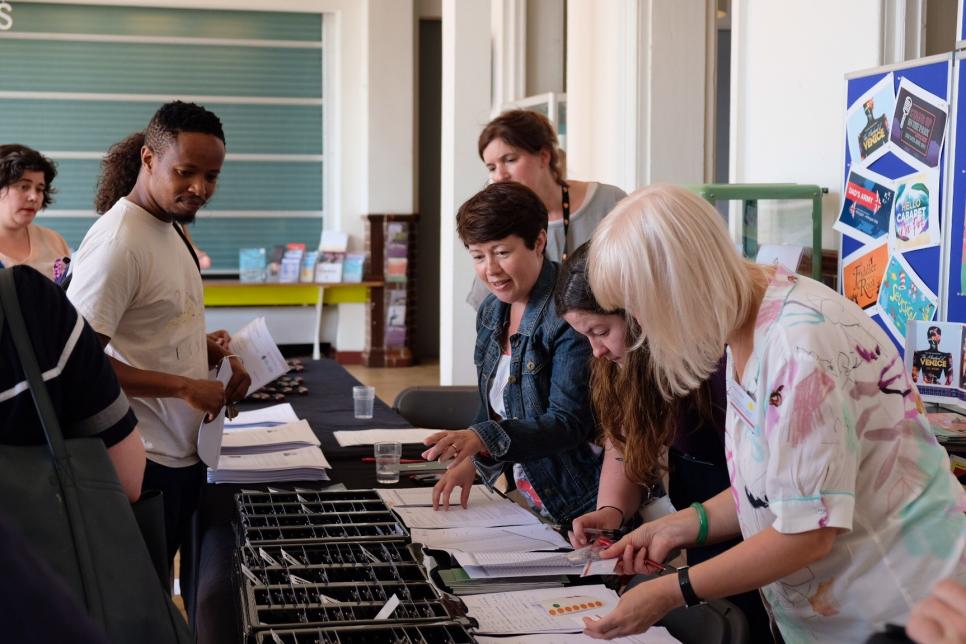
(690, 502, 709, 546)
(596, 505, 625, 525)
(677, 565, 705, 607)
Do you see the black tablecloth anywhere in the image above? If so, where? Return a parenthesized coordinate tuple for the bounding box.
(194, 359, 427, 644)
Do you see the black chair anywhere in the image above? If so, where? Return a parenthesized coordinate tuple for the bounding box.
(625, 575, 750, 644)
(392, 386, 479, 429)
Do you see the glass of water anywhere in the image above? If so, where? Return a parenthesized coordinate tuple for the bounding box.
(374, 441, 402, 485)
(353, 385, 375, 419)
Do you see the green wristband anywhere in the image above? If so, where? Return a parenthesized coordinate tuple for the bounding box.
(691, 502, 709, 546)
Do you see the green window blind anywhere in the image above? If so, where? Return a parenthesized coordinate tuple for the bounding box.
(0, 2, 324, 272)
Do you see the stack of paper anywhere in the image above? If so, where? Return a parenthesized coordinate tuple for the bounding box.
(392, 496, 541, 529)
(334, 428, 437, 447)
(409, 524, 569, 553)
(207, 402, 332, 484)
(928, 412, 966, 447)
(437, 567, 568, 595)
(207, 446, 332, 484)
(475, 631, 680, 643)
(453, 551, 616, 579)
(220, 419, 320, 455)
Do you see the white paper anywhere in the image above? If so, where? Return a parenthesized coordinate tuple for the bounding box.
(229, 317, 289, 395)
(319, 230, 349, 253)
(454, 551, 617, 579)
(378, 485, 498, 508)
(197, 359, 233, 467)
(334, 428, 437, 447)
(220, 419, 320, 453)
(411, 524, 570, 553)
(216, 445, 331, 471)
(756, 244, 804, 273)
(475, 630, 680, 644)
(373, 593, 400, 620)
(224, 403, 299, 431)
(461, 585, 620, 634)
(392, 497, 541, 529)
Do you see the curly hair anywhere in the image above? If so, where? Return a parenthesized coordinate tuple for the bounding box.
(94, 101, 226, 214)
(557, 242, 712, 486)
(478, 109, 566, 186)
(0, 144, 57, 209)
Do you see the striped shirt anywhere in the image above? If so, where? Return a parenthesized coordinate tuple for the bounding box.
(0, 266, 135, 447)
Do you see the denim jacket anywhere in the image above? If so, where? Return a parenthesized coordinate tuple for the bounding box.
(470, 258, 602, 523)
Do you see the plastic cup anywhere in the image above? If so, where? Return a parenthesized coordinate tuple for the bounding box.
(374, 441, 402, 484)
(353, 385, 375, 419)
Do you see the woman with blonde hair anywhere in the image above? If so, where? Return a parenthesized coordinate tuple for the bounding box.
(583, 184, 966, 643)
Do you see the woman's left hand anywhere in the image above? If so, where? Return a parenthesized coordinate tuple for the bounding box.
(583, 575, 681, 640)
(422, 429, 484, 469)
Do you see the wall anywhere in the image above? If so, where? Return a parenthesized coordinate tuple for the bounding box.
(526, 0, 566, 95)
(729, 0, 884, 249)
(24, 0, 416, 353)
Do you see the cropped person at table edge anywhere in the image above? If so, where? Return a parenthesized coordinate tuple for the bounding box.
(423, 182, 601, 523)
(67, 101, 251, 602)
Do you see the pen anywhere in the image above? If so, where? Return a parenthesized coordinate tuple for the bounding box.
(361, 457, 423, 464)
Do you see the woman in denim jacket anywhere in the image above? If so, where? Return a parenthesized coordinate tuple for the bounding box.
(422, 182, 602, 523)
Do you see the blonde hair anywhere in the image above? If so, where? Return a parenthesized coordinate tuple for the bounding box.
(588, 184, 764, 399)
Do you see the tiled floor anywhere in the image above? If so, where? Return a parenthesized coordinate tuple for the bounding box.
(343, 360, 441, 407)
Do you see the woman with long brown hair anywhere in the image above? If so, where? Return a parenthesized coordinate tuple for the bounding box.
(555, 242, 771, 641)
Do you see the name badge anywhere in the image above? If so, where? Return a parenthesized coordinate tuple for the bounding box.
(727, 377, 757, 427)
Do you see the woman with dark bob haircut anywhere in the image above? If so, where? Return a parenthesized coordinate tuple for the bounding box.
(422, 182, 601, 523)
(0, 144, 71, 282)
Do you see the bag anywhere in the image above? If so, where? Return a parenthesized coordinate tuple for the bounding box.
(0, 268, 191, 643)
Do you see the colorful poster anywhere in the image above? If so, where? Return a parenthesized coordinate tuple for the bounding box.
(845, 73, 895, 168)
(834, 169, 895, 245)
(890, 172, 941, 251)
(841, 241, 889, 311)
(903, 321, 966, 407)
(890, 77, 948, 169)
(877, 253, 938, 343)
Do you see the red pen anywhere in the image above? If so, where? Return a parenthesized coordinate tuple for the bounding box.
(361, 457, 423, 464)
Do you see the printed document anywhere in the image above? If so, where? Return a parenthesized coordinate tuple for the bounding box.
(334, 428, 437, 446)
(230, 317, 289, 395)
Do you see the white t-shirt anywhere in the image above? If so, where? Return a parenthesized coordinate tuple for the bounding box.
(68, 198, 208, 467)
(726, 267, 966, 643)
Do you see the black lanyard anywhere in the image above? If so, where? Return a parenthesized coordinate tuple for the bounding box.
(172, 222, 201, 272)
(561, 183, 571, 261)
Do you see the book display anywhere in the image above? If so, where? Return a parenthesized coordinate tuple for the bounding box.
(363, 214, 419, 367)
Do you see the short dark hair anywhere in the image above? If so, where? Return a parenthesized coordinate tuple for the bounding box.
(478, 109, 564, 185)
(0, 144, 57, 209)
(928, 326, 941, 337)
(555, 242, 610, 316)
(94, 101, 225, 214)
(456, 182, 548, 249)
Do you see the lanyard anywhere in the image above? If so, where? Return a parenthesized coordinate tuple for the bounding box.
(561, 183, 571, 261)
(172, 222, 201, 272)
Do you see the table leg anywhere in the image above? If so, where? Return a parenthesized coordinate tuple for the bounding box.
(313, 285, 324, 360)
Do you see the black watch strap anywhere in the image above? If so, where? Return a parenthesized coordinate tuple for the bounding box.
(677, 566, 704, 608)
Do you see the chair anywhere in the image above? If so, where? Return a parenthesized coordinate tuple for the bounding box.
(392, 386, 479, 429)
(625, 575, 750, 644)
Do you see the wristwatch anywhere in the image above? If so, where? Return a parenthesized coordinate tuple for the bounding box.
(677, 565, 705, 608)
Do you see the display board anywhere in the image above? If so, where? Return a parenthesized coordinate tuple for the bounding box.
(944, 51, 966, 322)
(840, 55, 953, 353)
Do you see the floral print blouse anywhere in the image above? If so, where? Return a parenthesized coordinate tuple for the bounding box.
(725, 267, 966, 643)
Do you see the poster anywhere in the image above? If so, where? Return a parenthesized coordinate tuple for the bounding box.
(877, 253, 938, 343)
(904, 320, 966, 406)
(841, 241, 889, 311)
(834, 169, 895, 245)
(890, 77, 948, 169)
(890, 172, 941, 251)
(846, 73, 895, 168)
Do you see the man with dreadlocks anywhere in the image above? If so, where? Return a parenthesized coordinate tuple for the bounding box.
(68, 101, 250, 614)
